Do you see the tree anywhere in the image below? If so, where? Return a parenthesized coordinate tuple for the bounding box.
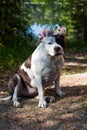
(0, 0, 87, 45)
(0, 0, 32, 45)
(70, 0, 87, 41)
(29, 0, 87, 42)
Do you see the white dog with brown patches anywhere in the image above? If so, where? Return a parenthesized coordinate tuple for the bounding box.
(0, 36, 65, 108)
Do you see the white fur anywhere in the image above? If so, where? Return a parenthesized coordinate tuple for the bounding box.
(20, 36, 65, 107)
(0, 36, 65, 108)
(12, 74, 21, 107)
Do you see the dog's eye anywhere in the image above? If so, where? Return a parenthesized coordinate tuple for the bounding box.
(48, 42, 52, 45)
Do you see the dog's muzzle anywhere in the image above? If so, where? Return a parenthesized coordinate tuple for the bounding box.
(54, 46, 62, 55)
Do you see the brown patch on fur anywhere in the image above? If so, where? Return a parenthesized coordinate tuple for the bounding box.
(18, 69, 37, 97)
(8, 75, 19, 95)
(18, 69, 32, 87)
(24, 56, 32, 68)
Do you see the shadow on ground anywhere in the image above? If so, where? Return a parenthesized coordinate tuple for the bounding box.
(0, 51, 87, 130)
(0, 84, 87, 130)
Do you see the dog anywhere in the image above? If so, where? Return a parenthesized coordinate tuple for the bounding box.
(39, 27, 66, 52)
(0, 36, 65, 108)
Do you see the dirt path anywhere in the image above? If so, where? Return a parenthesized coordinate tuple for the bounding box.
(0, 52, 87, 130)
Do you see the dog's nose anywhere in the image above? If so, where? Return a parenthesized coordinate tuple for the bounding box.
(54, 46, 61, 52)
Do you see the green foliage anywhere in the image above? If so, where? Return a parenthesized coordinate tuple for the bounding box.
(0, 39, 36, 70)
(0, 0, 87, 45)
(0, 0, 87, 70)
(0, 40, 87, 70)
(0, 0, 32, 45)
(67, 40, 87, 52)
(28, 0, 87, 42)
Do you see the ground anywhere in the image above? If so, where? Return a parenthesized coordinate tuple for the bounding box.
(0, 52, 87, 130)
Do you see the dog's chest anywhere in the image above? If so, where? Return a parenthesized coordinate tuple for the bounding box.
(41, 59, 60, 86)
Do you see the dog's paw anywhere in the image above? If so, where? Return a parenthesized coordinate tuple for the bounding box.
(35, 95, 39, 99)
(57, 90, 66, 97)
(38, 99, 47, 108)
(13, 101, 21, 107)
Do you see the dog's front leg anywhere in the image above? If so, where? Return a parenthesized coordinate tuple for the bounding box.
(35, 75, 47, 108)
(55, 75, 65, 97)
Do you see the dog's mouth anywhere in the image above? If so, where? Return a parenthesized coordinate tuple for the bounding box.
(48, 52, 62, 58)
(54, 50, 63, 56)
(54, 52, 62, 56)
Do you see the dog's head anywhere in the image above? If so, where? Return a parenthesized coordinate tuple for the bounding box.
(38, 27, 66, 52)
(42, 36, 63, 57)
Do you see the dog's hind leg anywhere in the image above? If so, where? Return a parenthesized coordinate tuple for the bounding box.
(12, 74, 21, 107)
(12, 84, 20, 107)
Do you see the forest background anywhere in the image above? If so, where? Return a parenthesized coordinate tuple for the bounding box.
(0, 0, 87, 70)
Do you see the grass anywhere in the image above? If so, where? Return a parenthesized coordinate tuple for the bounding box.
(0, 41, 36, 70)
(0, 40, 87, 72)
(66, 40, 87, 52)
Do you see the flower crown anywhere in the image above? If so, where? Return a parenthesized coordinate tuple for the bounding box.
(38, 27, 66, 40)
(54, 27, 66, 36)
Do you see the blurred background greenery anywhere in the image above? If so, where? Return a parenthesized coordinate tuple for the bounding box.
(0, 0, 87, 70)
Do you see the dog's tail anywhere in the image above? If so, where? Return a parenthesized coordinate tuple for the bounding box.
(0, 96, 12, 101)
